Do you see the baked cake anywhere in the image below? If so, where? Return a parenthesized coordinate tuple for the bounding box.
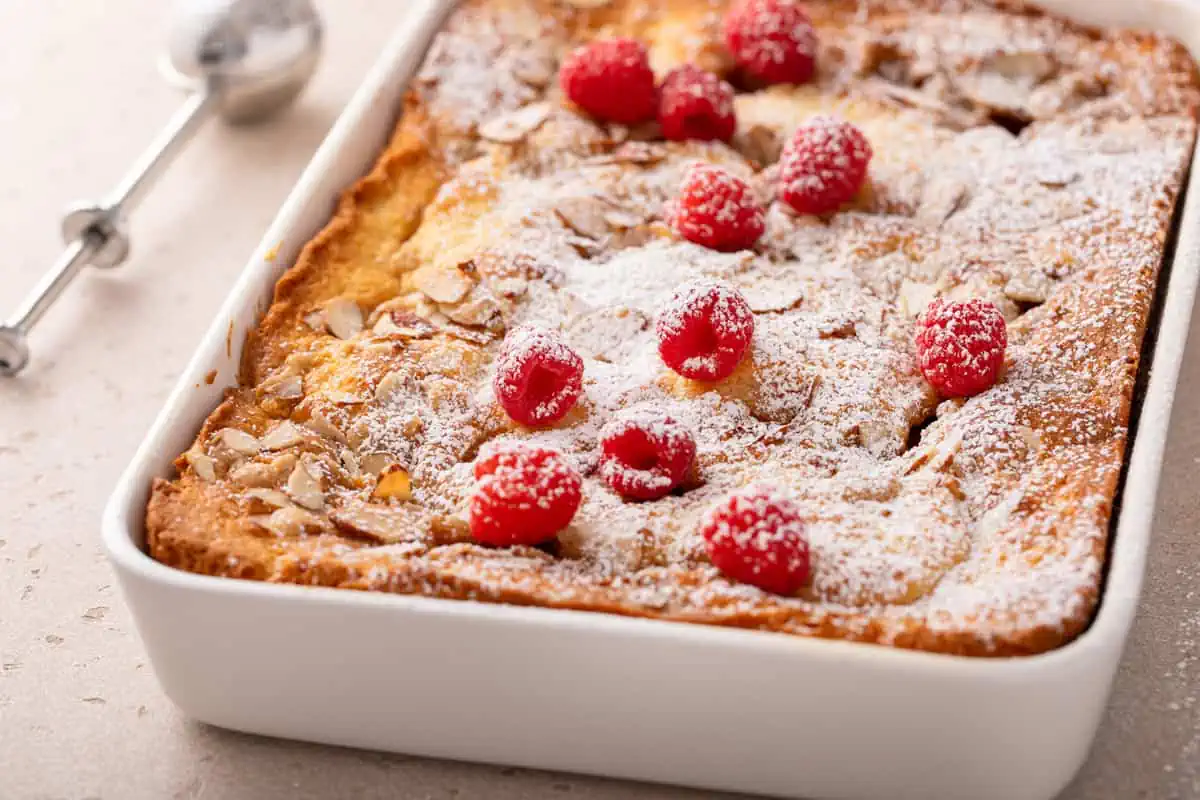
(145, 0, 1200, 656)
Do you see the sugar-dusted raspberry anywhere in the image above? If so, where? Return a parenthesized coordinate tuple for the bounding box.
(656, 278, 755, 382)
(777, 116, 872, 215)
(722, 0, 817, 86)
(493, 326, 584, 427)
(559, 38, 658, 124)
(699, 484, 810, 595)
(599, 412, 697, 501)
(470, 444, 583, 546)
(658, 65, 737, 143)
(666, 163, 765, 252)
(915, 297, 1008, 398)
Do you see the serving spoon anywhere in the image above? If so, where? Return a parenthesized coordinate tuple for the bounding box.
(0, 0, 323, 376)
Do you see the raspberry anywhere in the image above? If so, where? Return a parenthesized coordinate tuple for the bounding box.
(915, 297, 1008, 398)
(599, 413, 697, 501)
(493, 326, 584, 427)
(656, 278, 755, 382)
(722, 0, 817, 86)
(559, 38, 657, 124)
(470, 445, 583, 546)
(658, 65, 737, 143)
(666, 163, 765, 252)
(699, 485, 811, 595)
(777, 116, 872, 215)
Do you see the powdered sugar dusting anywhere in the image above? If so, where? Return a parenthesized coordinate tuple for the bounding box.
(171, 0, 1200, 656)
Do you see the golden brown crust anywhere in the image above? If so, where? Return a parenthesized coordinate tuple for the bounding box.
(145, 0, 1199, 657)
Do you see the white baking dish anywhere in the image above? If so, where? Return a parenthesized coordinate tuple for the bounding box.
(100, 1, 1200, 798)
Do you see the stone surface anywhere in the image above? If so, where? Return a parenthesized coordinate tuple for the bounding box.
(0, 1, 1195, 798)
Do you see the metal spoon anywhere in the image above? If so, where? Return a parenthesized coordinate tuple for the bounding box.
(0, 0, 322, 376)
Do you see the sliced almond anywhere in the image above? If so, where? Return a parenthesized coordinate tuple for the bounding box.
(441, 322, 498, 345)
(373, 312, 435, 338)
(735, 124, 783, 167)
(359, 453, 394, 476)
(512, 50, 555, 88)
(373, 465, 413, 501)
(743, 285, 804, 314)
(323, 390, 365, 406)
(441, 295, 501, 328)
(491, 275, 528, 300)
(863, 78, 983, 130)
(304, 411, 348, 445)
(593, 142, 667, 166)
(230, 452, 298, 488)
(286, 458, 325, 511)
(249, 506, 324, 538)
(185, 451, 218, 482)
(413, 263, 475, 305)
(261, 372, 303, 400)
(478, 102, 551, 143)
(214, 428, 260, 457)
(261, 420, 306, 451)
(375, 370, 413, 402)
(603, 209, 645, 230)
(562, 0, 610, 7)
(243, 488, 294, 512)
(899, 280, 939, 317)
(329, 503, 431, 544)
(915, 176, 969, 227)
(338, 447, 361, 478)
(302, 310, 326, 331)
(1004, 271, 1053, 305)
(816, 313, 858, 339)
(324, 298, 364, 340)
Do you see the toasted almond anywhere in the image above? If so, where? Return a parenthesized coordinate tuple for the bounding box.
(562, 0, 610, 7)
(441, 295, 501, 328)
(185, 451, 218, 482)
(323, 390, 365, 406)
(744, 285, 804, 313)
(1004, 271, 1053, 305)
(286, 459, 325, 511)
(359, 453, 393, 476)
(230, 452, 298, 488)
(373, 466, 413, 501)
(413, 264, 475, 305)
(556, 196, 611, 240)
(338, 447, 361, 477)
(302, 310, 326, 331)
(261, 372, 303, 400)
(512, 51, 555, 88)
(214, 428, 260, 457)
(243, 488, 293, 510)
(916, 176, 969, 227)
(610, 141, 667, 165)
(324, 298, 364, 340)
(329, 503, 431, 544)
(261, 420, 306, 451)
(899, 280, 939, 317)
(735, 124, 783, 167)
(374, 370, 412, 402)
(478, 102, 551, 143)
(603, 209, 644, 230)
(249, 506, 324, 538)
(373, 313, 435, 338)
(303, 411, 348, 445)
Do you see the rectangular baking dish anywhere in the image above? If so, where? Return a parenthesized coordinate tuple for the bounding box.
(101, 1, 1200, 798)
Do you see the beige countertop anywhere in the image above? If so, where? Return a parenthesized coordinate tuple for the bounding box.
(0, 2, 1197, 798)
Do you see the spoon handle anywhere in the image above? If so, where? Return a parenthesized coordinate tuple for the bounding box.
(0, 85, 218, 377)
